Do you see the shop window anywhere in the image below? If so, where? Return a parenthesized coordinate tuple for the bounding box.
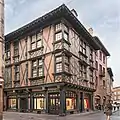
(34, 98, 45, 110)
(8, 98, 16, 109)
(66, 91, 76, 110)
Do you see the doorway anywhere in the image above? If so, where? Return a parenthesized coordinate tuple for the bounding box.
(48, 93, 60, 114)
(20, 98, 28, 112)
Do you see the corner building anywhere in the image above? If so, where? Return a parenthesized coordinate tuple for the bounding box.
(4, 4, 100, 115)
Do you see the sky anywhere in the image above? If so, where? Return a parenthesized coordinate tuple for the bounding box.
(5, 0, 120, 87)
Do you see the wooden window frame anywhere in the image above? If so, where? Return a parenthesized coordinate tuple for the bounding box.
(31, 32, 42, 50)
(31, 59, 43, 78)
(15, 65, 20, 81)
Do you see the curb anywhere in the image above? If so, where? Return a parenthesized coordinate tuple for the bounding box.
(68, 110, 101, 117)
(112, 110, 119, 113)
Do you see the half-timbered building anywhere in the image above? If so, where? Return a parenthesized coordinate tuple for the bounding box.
(4, 4, 100, 115)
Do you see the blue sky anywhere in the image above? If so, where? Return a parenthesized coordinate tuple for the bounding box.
(5, 0, 120, 87)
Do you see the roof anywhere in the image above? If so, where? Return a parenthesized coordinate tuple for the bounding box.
(5, 4, 100, 50)
(93, 36, 110, 56)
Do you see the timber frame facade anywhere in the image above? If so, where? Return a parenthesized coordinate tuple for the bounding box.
(4, 4, 100, 115)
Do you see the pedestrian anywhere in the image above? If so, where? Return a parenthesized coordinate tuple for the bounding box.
(113, 105, 116, 111)
(104, 100, 112, 120)
(117, 105, 119, 111)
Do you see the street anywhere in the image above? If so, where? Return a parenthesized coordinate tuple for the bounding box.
(3, 111, 120, 120)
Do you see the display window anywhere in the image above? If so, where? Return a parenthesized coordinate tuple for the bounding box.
(66, 91, 76, 110)
(8, 98, 16, 109)
(84, 98, 90, 109)
(33, 93, 45, 110)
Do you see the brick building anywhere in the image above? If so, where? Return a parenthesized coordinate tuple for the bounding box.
(93, 36, 110, 108)
(106, 68, 114, 102)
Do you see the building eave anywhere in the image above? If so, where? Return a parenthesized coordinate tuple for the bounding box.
(93, 36, 110, 56)
(5, 4, 99, 50)
(107, 67, 113, 77)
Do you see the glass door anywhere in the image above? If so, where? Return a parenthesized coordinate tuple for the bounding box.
(48, 93, 60, 114)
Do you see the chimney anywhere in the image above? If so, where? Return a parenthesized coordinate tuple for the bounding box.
(88, 27, 93, 36)
(71, 9, 78, 17)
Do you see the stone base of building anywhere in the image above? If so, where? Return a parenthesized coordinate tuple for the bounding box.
(4, 82, 95, 115)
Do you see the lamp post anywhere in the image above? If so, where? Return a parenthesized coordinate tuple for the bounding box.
(0, 0, 4, 120)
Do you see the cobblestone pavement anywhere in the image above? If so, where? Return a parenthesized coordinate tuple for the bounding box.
(3, 111, 120, 120)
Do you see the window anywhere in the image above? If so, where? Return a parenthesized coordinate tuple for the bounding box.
(80, 64, 87, 78)
(99, 51, 102, 60)
(31, 32, 42, 50)
(90, 48, 93, 60)
(5, 43, 10, 59)
(14, 41, 19, 56)
(90, 69, 93, 82)
(65, 56, 69, 63)
(15, 65, 20, 81)
(64, 32, 69, 41)
(55, 23, 62, 31)
(95, 51, 98, 56)
(55, 32, 62, 41)
(8, 98, 16, 109)
(80, 40, 86, 55)
(64, 42, 69, 50)
(32, 59, 43, 77)
(103, 80, 105, 87)
(103, 55, 105, 64)
(56, 63, 62, 73)
(99, 64, 102, 73)
(103, 67, 105, 75)
(64, 24, 69, 32)
(95, 61, 98, 70)
(34, 94, 45, 110)
(55, 56, 62, 73)
(66, 91, 76, 110)
(56, 56, 62, 63)
(118, 96, 120, 100)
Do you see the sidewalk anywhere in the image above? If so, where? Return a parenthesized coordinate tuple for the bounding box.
(69, 110, 101, 117)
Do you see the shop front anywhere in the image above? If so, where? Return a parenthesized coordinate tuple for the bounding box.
(4, 82, 95, 115)
(94, 95, 101, 110)
(7, 97, 17, 110)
